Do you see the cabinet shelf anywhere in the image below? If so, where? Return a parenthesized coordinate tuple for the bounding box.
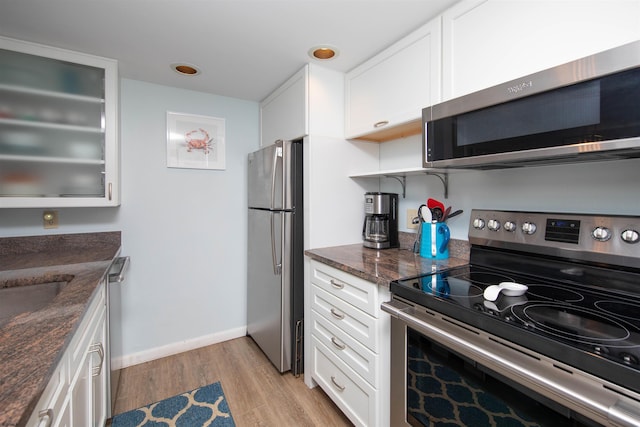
(0, 153, 105, 165)
(0, 83, 104, 104)
(350, 167, 450, 199)
(349, 167, 434, 178)
(0, 117, 104, 134)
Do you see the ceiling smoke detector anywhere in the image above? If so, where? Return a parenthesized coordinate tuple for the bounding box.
(171, 63, 201, 76)
(308, 46, 339, 61)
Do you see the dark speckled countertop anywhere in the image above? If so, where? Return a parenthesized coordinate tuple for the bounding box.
(0, 232, 121, 427)
(304, 233, 470, 287)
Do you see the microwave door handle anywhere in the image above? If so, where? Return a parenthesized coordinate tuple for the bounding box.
(270, 212, 282, 275)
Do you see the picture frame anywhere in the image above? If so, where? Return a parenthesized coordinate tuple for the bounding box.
(166, 112, 226, 170)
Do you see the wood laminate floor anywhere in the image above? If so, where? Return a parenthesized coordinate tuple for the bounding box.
(111, 336, 353, 426)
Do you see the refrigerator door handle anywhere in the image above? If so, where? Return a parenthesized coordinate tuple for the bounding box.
(270, 142, 282, 210)
(271, 212, 282, 275)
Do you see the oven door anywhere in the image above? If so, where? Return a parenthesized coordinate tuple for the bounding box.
(382, 298, 640, 427)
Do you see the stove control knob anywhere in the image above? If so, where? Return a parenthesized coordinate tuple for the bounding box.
(504, 221, 517, 232)
(473, 218, 485, 230)
(621, 229, 640, 244)
(621, 352, 639, 366)
(594, 346, 610, 356)
(592, 226, 612, 242)
(488, 219, 501, 231)
(522, 222, 537, 235)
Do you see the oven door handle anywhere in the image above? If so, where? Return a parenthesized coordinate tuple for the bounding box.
(609, 400, 640, 427)
(381, 299, 413, 318)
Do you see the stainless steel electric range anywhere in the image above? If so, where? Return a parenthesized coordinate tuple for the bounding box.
(382, 209, 640, 427)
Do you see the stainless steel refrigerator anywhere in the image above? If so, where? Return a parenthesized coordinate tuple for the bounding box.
(247, 139, 303, 375)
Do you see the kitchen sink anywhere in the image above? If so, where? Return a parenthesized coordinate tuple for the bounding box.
(0, 280, 69, 327)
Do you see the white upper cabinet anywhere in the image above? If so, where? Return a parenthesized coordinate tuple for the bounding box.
(442, 0, 640, 101)
(260, 65, 309, 147)
(0, 36, 119, 208)
(345, 17, 441, 142)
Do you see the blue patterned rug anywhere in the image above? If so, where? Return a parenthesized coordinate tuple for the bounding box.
(111, 382, 236, 427)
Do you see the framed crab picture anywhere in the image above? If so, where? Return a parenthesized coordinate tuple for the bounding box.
(166, 112, 226, 170)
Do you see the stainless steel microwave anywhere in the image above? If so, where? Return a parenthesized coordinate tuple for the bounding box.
(423, 40, 640, 169)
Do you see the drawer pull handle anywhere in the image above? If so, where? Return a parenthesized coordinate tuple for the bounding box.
(331, 376, 346, 392)
(330, 279, 344, 289)
(373, 120, 389, 128)
(89, 342, 105, 377)
(331, 337, 346, 350)
(330, 308, 345, 320)
(38, 409, 53, 427)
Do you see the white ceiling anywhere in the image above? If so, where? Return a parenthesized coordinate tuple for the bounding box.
(0, 0, 459, 101)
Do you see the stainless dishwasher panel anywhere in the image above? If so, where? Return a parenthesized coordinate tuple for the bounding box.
(107, 256, 129, 417)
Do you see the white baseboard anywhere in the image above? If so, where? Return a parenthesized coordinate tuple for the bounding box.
(112, 326, 247, 370)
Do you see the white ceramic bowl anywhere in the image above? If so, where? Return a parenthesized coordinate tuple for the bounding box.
(498, 282, 528, 297)
(483, 282, 528, 301)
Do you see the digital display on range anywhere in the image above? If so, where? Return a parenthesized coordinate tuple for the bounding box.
(545, 218, 581, 244)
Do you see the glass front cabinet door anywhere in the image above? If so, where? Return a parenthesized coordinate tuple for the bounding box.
(0, 36, 119, 207)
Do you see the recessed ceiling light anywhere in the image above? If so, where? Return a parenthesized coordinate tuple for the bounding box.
(171, 63, 201, 76)
(308, 46, 339, 61)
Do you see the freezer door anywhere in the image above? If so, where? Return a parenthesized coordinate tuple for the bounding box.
(247, 140, 295, 210)
(247, 209, 292, 372)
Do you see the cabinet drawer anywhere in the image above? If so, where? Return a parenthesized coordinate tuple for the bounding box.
(312, 285, 378, 352)
(312, 337, 376, 427)
(311, 310, 379, 387)
(310, 260, 378, 316)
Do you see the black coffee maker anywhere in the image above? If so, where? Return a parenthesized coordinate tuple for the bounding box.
(362, 192, 399, 249)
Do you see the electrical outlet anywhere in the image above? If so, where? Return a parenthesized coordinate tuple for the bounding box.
(407, 208, 418, 229)
(43, 210, 59, 229)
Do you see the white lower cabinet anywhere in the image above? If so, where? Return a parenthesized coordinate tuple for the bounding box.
(54, 400, 71, 427)
(309, 260, 390, 427)
(311, 312, 378, 386)
(26, 279, 108, 427)
(312, 338, 377, 426)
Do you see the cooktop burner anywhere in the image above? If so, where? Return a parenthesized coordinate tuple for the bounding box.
(596, 301, 640, 321)
(515, 304, 632, 343)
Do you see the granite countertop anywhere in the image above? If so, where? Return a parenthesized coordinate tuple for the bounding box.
(0, 232, 121, 427)
(304, 235, 470, 287)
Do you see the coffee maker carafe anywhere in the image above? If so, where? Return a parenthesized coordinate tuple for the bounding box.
(363, 192, 399, 249)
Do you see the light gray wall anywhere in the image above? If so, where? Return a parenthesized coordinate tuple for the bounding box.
(0, 78, 259, 366)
